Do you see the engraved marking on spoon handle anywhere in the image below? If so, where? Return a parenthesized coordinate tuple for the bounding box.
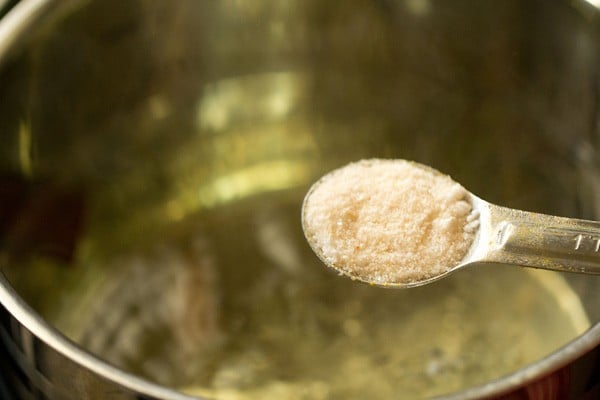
(488, 208, 600, 274)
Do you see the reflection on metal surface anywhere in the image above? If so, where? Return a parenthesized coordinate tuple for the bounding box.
(195, 159, 311, 208)
(55, 238, 220, 388)
(18, 120, 33, 177)
(197, 72, 305, 131)
(161, 71, 317, 218)
(165, 159, 312, 221)
(405, 0, 431, 16)
(531, 268, 590, 332)
(583, 0, 600, 9)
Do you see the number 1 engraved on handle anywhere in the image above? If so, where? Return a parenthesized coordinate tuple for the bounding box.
(574, 234, 600, 252)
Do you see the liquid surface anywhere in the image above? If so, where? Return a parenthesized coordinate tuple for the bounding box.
(45, 191, 589, 400)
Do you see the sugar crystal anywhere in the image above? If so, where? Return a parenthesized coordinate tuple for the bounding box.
(302, 159, 477, 284)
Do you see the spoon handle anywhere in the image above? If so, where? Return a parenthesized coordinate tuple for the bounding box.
(476, 202, 600, 274)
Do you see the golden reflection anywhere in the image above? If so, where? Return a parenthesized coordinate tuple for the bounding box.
(528, 268, 590, 332)
(583, 0, 600, 9)
(196, 72, 305, 131)
(405, 0, 431, 16)
(165, 159, 312, 221)
(18, 120, 33, 177)
(196, 159, 311, 208)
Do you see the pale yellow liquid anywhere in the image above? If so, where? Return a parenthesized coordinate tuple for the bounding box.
(43, 190, 590, 400)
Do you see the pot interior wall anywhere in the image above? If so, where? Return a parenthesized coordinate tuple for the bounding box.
(1, 0, 600, 399)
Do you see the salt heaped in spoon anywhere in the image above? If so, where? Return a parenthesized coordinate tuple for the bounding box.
(302, 159, 479, 285)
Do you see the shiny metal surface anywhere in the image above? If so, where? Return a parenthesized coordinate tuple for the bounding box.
(1, 0, 600, 399)
(0, 273, 194, 399)
(466, 194, 600, 276)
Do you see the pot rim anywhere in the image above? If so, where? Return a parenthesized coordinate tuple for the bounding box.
(1, 1, 600, 399)
(0, 273, 195, 399)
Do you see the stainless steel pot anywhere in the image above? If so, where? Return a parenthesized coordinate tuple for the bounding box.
(2, 0, 600, 399)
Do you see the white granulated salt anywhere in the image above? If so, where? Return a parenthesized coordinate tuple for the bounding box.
(302, 159, 477, 285)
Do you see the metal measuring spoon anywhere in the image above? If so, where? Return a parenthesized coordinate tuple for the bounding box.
(302, 161, 600, 288)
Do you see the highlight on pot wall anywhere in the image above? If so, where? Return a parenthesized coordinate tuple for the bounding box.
(1, 0, 600, 399)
